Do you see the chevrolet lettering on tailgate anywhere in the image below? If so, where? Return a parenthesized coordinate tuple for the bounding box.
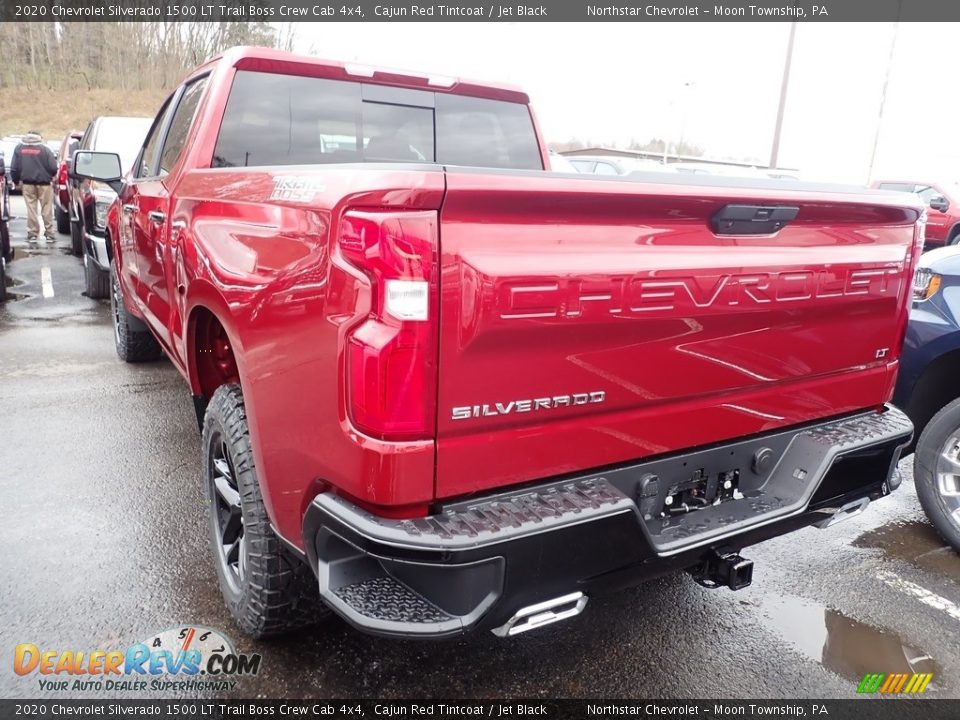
(498, 265, 904, 319)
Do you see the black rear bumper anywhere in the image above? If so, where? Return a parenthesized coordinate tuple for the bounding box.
(302, 405, 912, 638)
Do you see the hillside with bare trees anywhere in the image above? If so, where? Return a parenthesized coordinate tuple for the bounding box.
(0, 21, 295, 137)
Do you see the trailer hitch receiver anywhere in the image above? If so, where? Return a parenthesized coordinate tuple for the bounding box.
(689, 549, 754, 591)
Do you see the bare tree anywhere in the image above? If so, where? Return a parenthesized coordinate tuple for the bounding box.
(0, 21, 295, 92)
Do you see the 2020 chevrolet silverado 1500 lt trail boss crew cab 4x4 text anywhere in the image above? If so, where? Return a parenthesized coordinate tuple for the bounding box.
(74, 47, 922, 640)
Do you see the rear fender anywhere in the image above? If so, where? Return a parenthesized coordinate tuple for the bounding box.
(184, 285, 288, 537)
(184, 281, 246, 399)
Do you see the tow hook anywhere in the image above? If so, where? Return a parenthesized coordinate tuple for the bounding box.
(689, 549, 754, 591)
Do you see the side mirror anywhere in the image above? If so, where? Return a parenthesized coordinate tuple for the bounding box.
(929, 195, 950, 213)
(71, 151, 123, 194)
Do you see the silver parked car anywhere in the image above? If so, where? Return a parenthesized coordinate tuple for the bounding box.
(566, 154, 675, 176)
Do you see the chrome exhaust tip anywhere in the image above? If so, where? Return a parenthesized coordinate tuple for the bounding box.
(491, 591, 588, 637)
(814, 496, 870, 529)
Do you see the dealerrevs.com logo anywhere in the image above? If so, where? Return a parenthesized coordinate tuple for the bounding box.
(14, 626, 261, 693)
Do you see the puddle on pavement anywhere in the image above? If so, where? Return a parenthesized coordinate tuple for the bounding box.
(3, 265, 27, 301)
(854, 520, 960, 580)
(761, 595, 939, 683)
(3, 280, 27, 301)
(12, 246, 42, 260)
(10, 243, 69, 259)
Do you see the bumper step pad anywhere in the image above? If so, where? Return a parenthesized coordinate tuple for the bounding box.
(333, 577, 453, 624)
(399, 478, 627, 540)
(803, 407, 913, 450)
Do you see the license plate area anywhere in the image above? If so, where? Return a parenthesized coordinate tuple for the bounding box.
(657, 467, 742, 516)
(635, 433, 794, 544)
(614, 408, 911, 555)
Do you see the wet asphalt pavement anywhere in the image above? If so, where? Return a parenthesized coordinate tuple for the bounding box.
(1, 195, 959, 701)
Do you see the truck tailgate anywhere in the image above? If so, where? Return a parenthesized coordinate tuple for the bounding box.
(435, 171, 921, 499)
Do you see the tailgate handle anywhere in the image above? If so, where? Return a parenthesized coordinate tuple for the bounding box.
(711, 204, 799, 235)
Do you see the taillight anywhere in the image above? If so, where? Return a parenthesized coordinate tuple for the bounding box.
(338, 210, 438, 441)
(891, 214, 927, 361)
(57, 162, 68, 187)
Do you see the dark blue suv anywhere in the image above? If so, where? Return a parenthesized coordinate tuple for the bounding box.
(895, 245, 960, 550)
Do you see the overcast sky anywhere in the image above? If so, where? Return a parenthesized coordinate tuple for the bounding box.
(292, 22, 955, 185)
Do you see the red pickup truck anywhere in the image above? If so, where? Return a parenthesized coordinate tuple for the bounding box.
(870, 179, 960, 248)
(74, 47, 921, 640)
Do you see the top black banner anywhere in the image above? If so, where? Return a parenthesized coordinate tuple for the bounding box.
(0, 0, 955, 23)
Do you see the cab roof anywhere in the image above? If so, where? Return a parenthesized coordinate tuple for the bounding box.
(202, 46, 530, 105)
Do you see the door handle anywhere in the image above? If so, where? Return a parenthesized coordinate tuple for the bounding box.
(148, 210, 166, 224)
(122, 204, 138, 215)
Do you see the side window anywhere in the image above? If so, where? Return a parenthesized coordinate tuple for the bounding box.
(594, 162, 619, 175)
(157, 77, 209, 177)
(915, 185, 940, 203)
(137, 98, 174, 179)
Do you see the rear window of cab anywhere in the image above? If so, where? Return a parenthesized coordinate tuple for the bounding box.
(211, 70, 543, 171)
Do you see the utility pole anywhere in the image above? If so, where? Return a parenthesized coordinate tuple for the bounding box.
(678, 81, 695, 158)
(769, 22, 797, 170)
(867, 14, 902, 183)
(664, 81, 695, 164)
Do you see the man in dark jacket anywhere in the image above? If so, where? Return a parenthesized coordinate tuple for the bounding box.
(11, 130, 58, 243)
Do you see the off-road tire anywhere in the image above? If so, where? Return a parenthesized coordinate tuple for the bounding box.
(56, 206, 69, 234)
(70, 218, 83, 256)
(110, 261, 161, 362)
(84, 255, 109, 299)
(0, 220, 11, 263)
(203, 384, 325, 638)
(914, 397, 960, 551)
